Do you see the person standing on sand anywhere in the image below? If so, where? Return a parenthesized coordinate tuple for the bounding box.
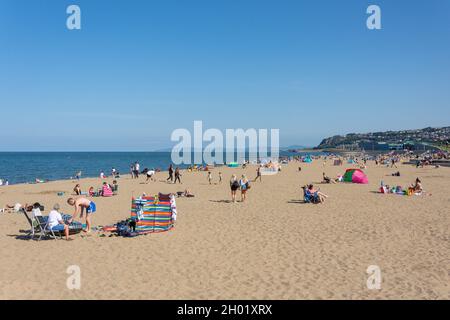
(254, 166, 262, 182)
(219, 172, 222, 184)
(239, 175, 250, 202)
(134, 161, 140, 178)
(130, 163, 135, 179)
(167, 164, 174, 182)
(208, 172, 212, 185)
(174, 167, 182, 184)
(230, 174, 239, 203)
(67, 197, 96, 232)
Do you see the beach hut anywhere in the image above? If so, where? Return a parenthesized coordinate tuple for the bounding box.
(343, 169, 369, 184)
(131, 196, 175, 234)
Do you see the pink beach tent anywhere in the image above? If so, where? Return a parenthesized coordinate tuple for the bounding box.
(343, 169, 369, 184)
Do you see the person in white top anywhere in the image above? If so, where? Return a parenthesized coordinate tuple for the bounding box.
(31, 203, 42, 219)
(47, 204, 71, 240)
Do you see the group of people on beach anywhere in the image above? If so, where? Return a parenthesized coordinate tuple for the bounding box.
(166, 164, 182, 184)
(230, 174, 250, 203)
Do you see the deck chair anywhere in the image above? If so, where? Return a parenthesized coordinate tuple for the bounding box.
(20, 208, 37, 238)
(303, 187, 319, 204)
(35, 216, 60, 241)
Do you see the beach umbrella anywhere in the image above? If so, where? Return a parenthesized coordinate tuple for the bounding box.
(343, 169, 368, 184)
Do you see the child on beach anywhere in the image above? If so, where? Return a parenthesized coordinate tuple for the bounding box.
(67, 197, 96, 232)
(208, 172, 212, 185)
(219, 172, 222, 183)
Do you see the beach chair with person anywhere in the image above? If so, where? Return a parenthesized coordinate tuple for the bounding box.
(302, 186, 319, 204)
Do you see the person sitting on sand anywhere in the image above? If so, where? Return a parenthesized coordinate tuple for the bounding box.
(410, 178, 423, 193)
(67, 197, 96, 232)
(322, 172, 337, 184)
(230, 175, 239, 203)
(73, 184, 82, 196)
(47, 204, 71, 241)
(307, 184, 328, 203)
(112, 180, 119, 195)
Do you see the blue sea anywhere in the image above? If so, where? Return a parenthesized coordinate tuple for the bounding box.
(0, 151, 323, 184)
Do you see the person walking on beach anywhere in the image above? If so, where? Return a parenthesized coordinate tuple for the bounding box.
(219, 172, 222, 184)
(254, 166, 262, 182)
(130, 163, 135, 179)
(174, 167, 182, 184)
(239, 175, 250, 202)
(134, 161, 140, 178)
(167, 164, 174, 182)
(67, 197, 96, 232)
(208, 172, 212, 185)
(391, 159, 398, 168)
(230, 174, 239, 203)
(75, 171, 82, 181)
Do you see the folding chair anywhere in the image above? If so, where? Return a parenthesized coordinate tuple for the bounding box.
(35, 216, 60, 241)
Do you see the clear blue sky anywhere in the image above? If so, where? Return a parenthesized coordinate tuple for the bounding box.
(1, 0, 449, 151)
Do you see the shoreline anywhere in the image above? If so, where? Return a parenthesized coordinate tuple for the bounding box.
(0, 160, 449, 299)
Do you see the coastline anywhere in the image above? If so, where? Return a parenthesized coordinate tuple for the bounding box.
(1, 160, 448, 299)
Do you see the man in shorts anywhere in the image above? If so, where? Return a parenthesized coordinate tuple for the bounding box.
(67, 197, 96, 232)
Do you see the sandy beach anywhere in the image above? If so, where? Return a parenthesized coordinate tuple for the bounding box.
(0, 160, 448, 300)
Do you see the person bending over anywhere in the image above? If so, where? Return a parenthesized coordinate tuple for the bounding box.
(67, 197, 96, 232)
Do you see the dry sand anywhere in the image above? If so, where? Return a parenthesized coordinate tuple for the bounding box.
(0, 161, 448, 299)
